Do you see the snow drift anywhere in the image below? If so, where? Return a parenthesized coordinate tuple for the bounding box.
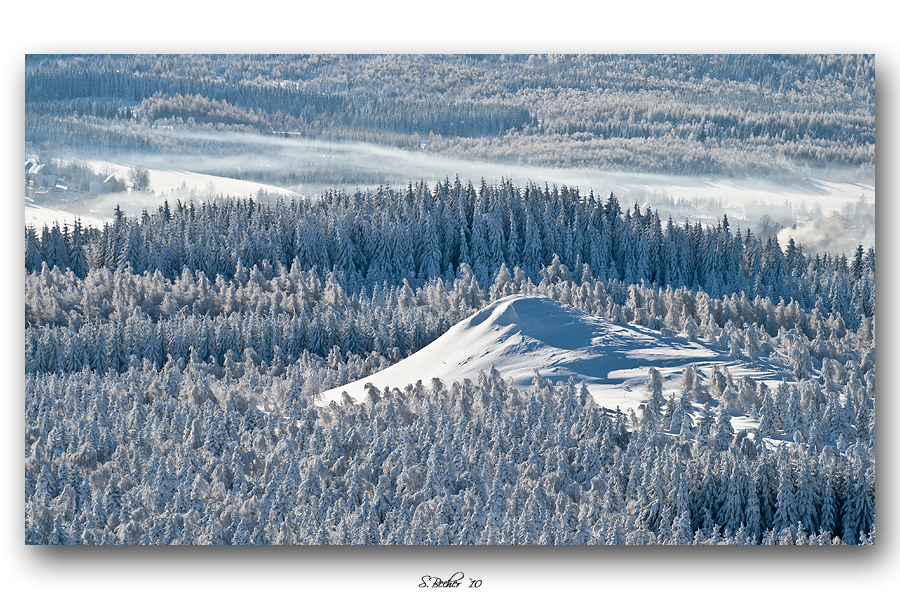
(323, 295, 776, 414)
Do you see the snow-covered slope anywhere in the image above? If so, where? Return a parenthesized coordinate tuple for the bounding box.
(25, 198, 110, 229)
(24, 160, 299, 230)
(84, 160, 297, 200)
(323, 295, 781, 416)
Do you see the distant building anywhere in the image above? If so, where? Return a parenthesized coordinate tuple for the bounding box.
(27, 163, 44, 183)
(104, 174, 122, 191)
(34, 173, 56, 188)
(90, 174, 123, 195)
(29, 165, 56, 188)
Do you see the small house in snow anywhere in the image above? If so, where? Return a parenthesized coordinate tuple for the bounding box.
(27, 163, 44, 183)
(90, 174, 122, 195)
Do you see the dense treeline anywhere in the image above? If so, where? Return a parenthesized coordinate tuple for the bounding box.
(25, 60, 534, 142)
(24, 253, 877, 389)
(25, 180, 875, 329)
(24, 363, 874, 545)
(25, 179, 875, 545)
(25, 54, 875, 178)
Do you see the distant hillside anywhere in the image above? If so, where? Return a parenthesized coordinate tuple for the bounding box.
(25, 54, 875, 180)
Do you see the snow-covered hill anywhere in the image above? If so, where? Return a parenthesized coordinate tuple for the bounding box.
(323, 295, 782, 421)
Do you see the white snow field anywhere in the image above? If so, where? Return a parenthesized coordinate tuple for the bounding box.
(84, 160, 297, 200)
(24, 160, 298, 230)
(323, 295, 785, 424)
(25, 198, 109, 230)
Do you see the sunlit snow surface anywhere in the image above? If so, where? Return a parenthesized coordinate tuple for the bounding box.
(24, 160, 298, 230)
(83, 160, 297, 201)
(25, 198, 108, 230)
(323, 295, 786, 429)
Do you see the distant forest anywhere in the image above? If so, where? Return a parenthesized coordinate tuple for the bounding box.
(25, 54, 875, 180)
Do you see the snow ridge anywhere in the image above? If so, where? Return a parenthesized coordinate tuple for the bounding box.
(323, 295, 774, 414)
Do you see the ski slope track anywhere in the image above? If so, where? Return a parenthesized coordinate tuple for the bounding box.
(323, 295, 782, 417)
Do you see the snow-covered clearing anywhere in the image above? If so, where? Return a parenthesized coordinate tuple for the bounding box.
(24, 160, 298, 230)
(83, 160, 297, 200)
(619, 177, 872, 218)
(25, 198, 109, 229)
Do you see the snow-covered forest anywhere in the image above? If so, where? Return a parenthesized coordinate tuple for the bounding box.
(26, 54, 875, 182)
(25, 179, 875, 545)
